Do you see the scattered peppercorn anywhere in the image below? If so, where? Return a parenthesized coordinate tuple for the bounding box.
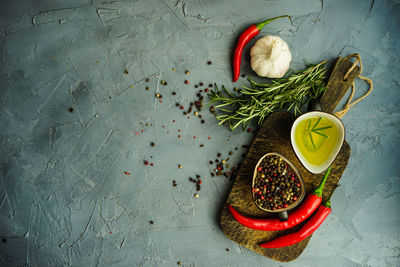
(67, 107, 74, 113)
(172, 91, 176, 95)
(185, 70, 190, 74)
(177, 261, 182, 265)
(150, 142, 155, 147)
(204, 88, 209, 93)
(207, 61, 212, 65)
(194, 85, 198, 88)
(226, 248, 230, 252)
(217, 153, 222, 157)
(199, 144, 204, 147)
(172, 180, 177, 187)
(146, 87, 150, 90)
(184, 80, 190, 84)
(145, 78, 150, 82)
(241, 74, 245, 78)
(199, 82, 204, 86)
(149, 220, 154, 224)
(208, 84, 213, 87)
(201, 120, 205, 124)
(124, 69, 129, 74)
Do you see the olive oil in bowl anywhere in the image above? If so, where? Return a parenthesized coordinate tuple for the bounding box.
(291, 111, 345, 174)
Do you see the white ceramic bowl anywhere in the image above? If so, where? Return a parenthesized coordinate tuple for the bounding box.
(290, 111, 345, 174)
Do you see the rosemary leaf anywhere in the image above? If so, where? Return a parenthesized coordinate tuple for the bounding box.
(208, 61, 328, 130)
(309, 131, 316, 150)
(313, 126, 333, 131)
(312, 117, 322, 130)
(312, 130, 329, 138)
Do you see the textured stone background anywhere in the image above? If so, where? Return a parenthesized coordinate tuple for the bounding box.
(0, 0, 399, 266)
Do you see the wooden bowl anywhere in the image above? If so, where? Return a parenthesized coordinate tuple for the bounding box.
(252, 152, 305, 221)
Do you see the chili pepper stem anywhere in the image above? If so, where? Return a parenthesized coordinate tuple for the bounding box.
(324, 184, 339, 208)
(255, 15, 290, 31)
(313, 166, 332, 197)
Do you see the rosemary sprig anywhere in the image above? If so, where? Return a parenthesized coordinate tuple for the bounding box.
(208, 61, 328, 130)
(307, 117, 332, 150)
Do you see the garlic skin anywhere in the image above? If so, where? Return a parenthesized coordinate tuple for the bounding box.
(250, 36, 292, 78)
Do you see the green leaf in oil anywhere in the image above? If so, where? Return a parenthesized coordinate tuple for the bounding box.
(306, 117, 332, 149)
(308, 131, 316, 150)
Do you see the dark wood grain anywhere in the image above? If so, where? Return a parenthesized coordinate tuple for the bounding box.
(220, 57, 356, 262)
(321, 57, 360, 113)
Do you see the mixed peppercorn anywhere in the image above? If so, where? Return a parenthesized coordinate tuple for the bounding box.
(189, 174, 202, 191)
(252, 155, 302, 211)
(209, 149, 239, 180)
(135, 64, 246, 203)
(175, 84, 208, 124)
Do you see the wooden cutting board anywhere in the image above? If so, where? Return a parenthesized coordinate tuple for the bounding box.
(220, 57, 360, 262)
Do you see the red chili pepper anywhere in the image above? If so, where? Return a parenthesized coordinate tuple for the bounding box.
(259, 185, 338, 248)
(232, 15, 290, 82)
(227, 167, 331, 231)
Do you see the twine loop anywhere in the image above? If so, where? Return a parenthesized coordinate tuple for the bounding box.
(334, 53, 373, 118)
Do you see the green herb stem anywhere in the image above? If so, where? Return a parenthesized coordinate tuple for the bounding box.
(208, 61, 328, 130)
(307, 117, 332, 150)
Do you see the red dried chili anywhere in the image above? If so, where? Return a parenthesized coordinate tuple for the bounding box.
(259, 186, 337, 248)
(227, 167, 331, 231)
(232, 15, 290, 82)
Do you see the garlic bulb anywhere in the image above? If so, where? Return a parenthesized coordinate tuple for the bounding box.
(250, 36, 292, 78)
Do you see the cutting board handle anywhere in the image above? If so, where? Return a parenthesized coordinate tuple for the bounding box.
(320, 57, 361, 113)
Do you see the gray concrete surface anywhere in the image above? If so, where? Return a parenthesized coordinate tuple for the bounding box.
(0, 0, 399, 266)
